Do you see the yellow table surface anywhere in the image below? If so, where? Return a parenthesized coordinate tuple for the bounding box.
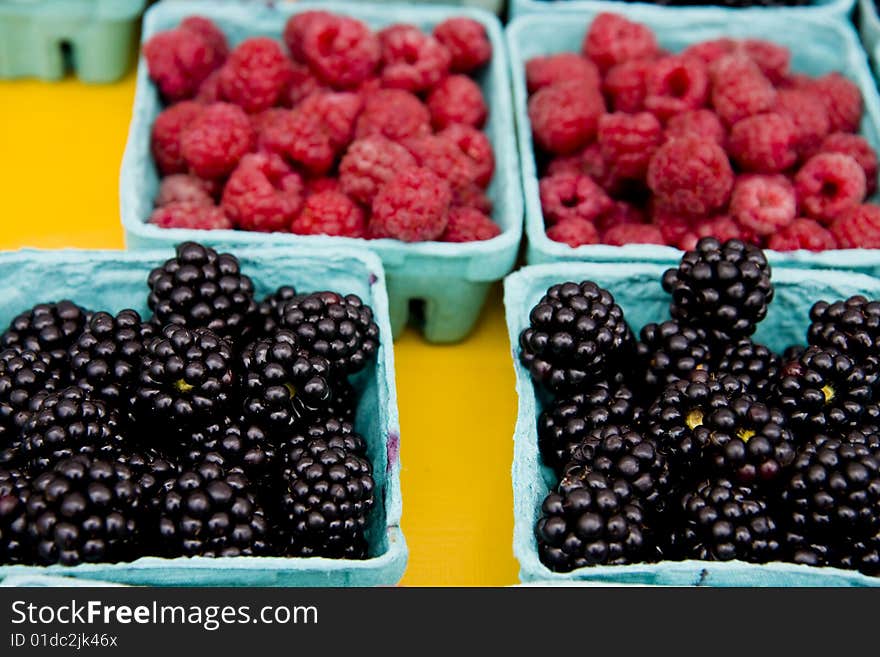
(0, 72, 520, 586)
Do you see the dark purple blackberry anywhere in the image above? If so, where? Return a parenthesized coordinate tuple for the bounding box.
(535, 467, 655, 572)
(282, 417, 368, 459)
(0, 300, 89, 373)
(662, 238, 773, 342)
(716, 338, 780, 397)
(782, 345, 806, 362)
(252, 285, 300, 339)
(120, 449, 178, 508)
(147, 242, 258, 343)
(280, 291, 379, 377)
(181, 416, 276, 485)
(808, 296, 880, 384)
(0, 467, 31, 564)
(636, 320, 712, 396)
(519, 281, 634, 394)
(316, 377, 357, 423)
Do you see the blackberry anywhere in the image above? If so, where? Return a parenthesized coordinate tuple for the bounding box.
(535, 467, 655, 572)
(0, 467, 30, 564)
(0, 300, 89, 372)
(519, 281, 634, 393)
(181, 416, 276, 485)
(662, 238, 773, 342)
(782, 345, 806, 362)
(26, 455, 141, 565)
(121, 449, 178, 507)
(282, 417, 368, 459)
(253, 285, 300, 339)
(280, 291, 379, 377)
(316, 377, 357, 423)
(716, 338, 780, 397)
(808, 296, 880, 384)
(672, 478, 781, 563)
(636, 320, 712, 396)
(147, 241, 258, 343)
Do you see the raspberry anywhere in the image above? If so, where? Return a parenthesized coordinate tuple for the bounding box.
(195, 69, 223, 103)
(433, 17, 491, 74)
(291, 191, 366, 238)
(149, 202, 232, 231)
(665, 109, 726, 146)
(598, 111, 663, 180)
(583, 13, 659, 73)
(355, 89, 431, 142)
(540, 172, 613, 225)
(260, 108, 334, 176)
(528, 80, 605, 155)
(370, 167, 451, 242)
(739, 40, 790, 85)
(155, 174, 215, 207)
(295, 91, 363, 149)
(427, 75, 487, 130)
(546, 218, 599, 247)
(143, 28, 219, 102)
(681, 38, 736, 67)
(603, 59, 650, 113)
(404, 134, 477, 192)
(180, 17, 227, 74)
(729, 174, 797, 236)
(284, 63, 324, 107)
(441, 207, 500, 242)
(439, 124, 495, 189)
(820, 133, 879, 196)
(831, 204, 880, 248)
(451, 183, 493, 214)
(602, 223, 664, 245)
(644, 56, 709, 122)
(151, 102, 204, 175)
(647, 136, 733, 218)
(526, 53, 600, 94)
(283, 11, 334, 63)
(774, 89, 830, 156)
(689, 215, 747, 249)
(306, 177, 340, 196)
(809, 73, 863, 134)
(302, 14, 380, 88)
(221, 153, 304, 232)
(767, 218, 837, 251)
(652, 207, 693, 247)
(596, 201, 645, 235)
(728, 113, 798, 174)
(795, 153, 867, 224)
(339, 136, 417, 205)
(180, 102, 255, 179)
(379, 24, 450, 93)
(710, 55, 776, 126)
(218, 38, 292, 114)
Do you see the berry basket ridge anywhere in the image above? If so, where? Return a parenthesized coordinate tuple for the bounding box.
(511, 0, 855, 18)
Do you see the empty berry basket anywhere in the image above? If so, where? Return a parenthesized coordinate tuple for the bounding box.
(120, 0, 522, 344)
(511, 0, 855, 18)
(0, 246, 406, 586)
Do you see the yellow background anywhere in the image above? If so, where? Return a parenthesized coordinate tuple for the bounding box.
(0, 73, 520, 586)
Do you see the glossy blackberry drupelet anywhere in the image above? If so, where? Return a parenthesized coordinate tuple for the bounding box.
(136, 324, 237, 431)
(69, 310, 155, 406)
(278, 435, 375, 559)
(774, 346, 873, 435)
(316, 378, 357, 423)
(147, 242, 258, 344)
(538, 383, 641, 470)
(0, 467, 31, 564)
(520, 281, 634, 394)
(536, 467, 655, 572)
(280, 291, 379, 377)
(716, 338, 780, 397)
(253, 285, 300, 339)
(181, 416, 276, 486)
(0, 300, 89, 373)
(672, 478, 781, 563)
(636, 320, 712, 397)
(782, 345, 806, 362)
(662, 238, 773, 342)
(808, 296, 880, 385)
(25, 456, 141, 566)
(157, 457, 270, 558)
(120, 449, 178, 512)
(282, 417, 368, 459)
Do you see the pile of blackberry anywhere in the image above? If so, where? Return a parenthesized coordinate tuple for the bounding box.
(523, 237, 880, 576)
(0, 241, 380, 566)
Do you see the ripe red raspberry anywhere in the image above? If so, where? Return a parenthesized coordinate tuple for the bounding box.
(218, 37, 292, 114)
(647, 136, 733, 218)
(427, 75, 487, 130)
(665, 109, 726, 146)
(710, 55, 776, 126)
(440, 124, 494, 189)
(306, 177, 341, 196)
(180, 102, 255, 179)
(291, 191, 366, 237)
(441, 207, 500, 242)
(302, 14, 380, 88)
(370, 167, 452, 242)
(729, 174, 797, 236)
(644, 56, 709, 121)
(540, 172, 613, 225)
(339, 136, 417, 205)
(296, 91, 363, 149)
(284, 63, 324, 107)
(768, 217, 837, 251)
(820, 132, 879, 196)
(545, 144, 618, 191)
(831, 204, 880, 248)
(149, 202, 232, 230)
(283, 10, 334, 62)
(143, 28, 220, 102)
(809, 73, 863, 134)
(681, 38, 736, 66)
(694, 215, 746, 244)
(598, 111, 663, 180)
(260, 108, 335, 176)
(221, 153, 304, 232)
(452, 184, 493, 214)
(379, 24, 451, 93)
(728, 112, 798, 174)
(583, 13, 659, 73)
(738, 40, 790, 85)
(252, 108, 289, 144)
(180, 16, 228, 67)
(528, 80, 605, 155)
(355, 89, 431, 142)
(546, 218, 599, 247)
(404, 134, 477, 192)
(433, 17, 491, 74)
(774, 89, 830, 156)
(195, 69, 223, 103)
(602, 223, 664, 246)
(603, 59, 650, 113)
(795, 153, 867, 224)
(596, 201, 645, 235)
(155, 174, 215, 207)
(151, 101, 204, 175)
(652, 208, 694, 248)
(526, 53, 600, 94)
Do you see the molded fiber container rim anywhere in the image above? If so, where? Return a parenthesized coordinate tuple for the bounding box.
(505, 262, 880, 586)
(510, 0, 854, 17)
(0, 0, 145, 20)
(507, 7, 880, 273)
(860, 0, 880, 62)
(0, 246, 406, 587)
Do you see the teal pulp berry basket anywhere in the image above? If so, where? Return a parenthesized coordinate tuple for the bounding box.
(507, 6, 880, 275)
(505, 262, 880, 586)
(0, 246, 406, 587)
(510, 0, 855, 18)
(0, 0, 145, 82)
(859, 0, 880, 65)
(120, 0, 523, 344)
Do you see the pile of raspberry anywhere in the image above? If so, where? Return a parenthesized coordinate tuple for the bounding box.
(143, 12, 500, 243)
(530, 12, 880, 252)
